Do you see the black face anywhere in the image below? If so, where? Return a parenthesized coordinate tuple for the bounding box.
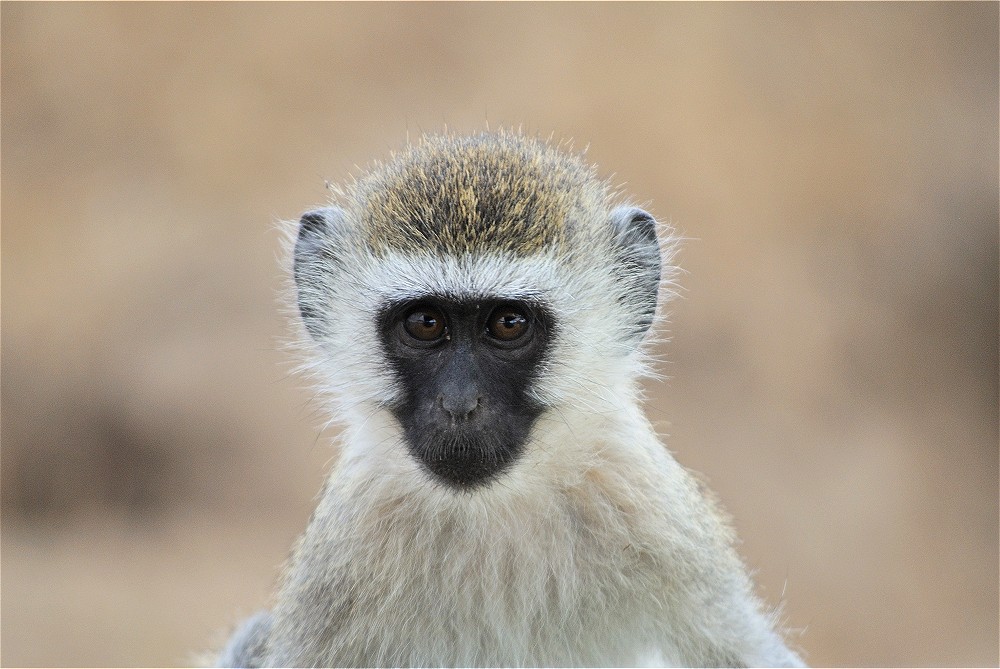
(377, 298, 553, 489)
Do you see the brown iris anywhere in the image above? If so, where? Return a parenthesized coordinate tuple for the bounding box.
(487, 307, 529, 341)
(403, 307, 446, 341)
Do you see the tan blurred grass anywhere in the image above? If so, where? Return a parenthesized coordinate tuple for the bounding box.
(2, 3, 997, 666)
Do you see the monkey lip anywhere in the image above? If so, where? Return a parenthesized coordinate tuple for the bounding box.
(406, 428, 523, 489)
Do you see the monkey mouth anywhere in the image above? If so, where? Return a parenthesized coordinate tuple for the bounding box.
(406, 428, 523, 489)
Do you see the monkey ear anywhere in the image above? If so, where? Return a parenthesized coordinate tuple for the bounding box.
(610, 206, 662, 339)
(297, 207, 342, 238)
(293, 207, 347, 340)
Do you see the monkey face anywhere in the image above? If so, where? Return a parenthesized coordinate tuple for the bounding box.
(377, 297, 553, 489)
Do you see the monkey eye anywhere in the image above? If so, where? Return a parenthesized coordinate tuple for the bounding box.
(403, 306, 447, 342)
(486, 307, 530, 342)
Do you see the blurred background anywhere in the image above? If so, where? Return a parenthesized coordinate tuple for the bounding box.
(2, 3, 997, 666)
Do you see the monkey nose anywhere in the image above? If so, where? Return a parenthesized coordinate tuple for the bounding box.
(438, 391, 481, 422)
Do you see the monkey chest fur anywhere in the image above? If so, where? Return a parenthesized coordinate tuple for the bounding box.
(265, 455, 687, 667)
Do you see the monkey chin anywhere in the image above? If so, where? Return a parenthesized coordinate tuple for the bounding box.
(405, 427, 525, 491)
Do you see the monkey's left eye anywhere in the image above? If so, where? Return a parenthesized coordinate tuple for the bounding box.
(486, 307, 530, 342)
(403, 307, 447, 342)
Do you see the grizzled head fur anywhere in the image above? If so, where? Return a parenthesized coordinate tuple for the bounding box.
(291, 131, 676, 424)
(351, 133, 603, 256)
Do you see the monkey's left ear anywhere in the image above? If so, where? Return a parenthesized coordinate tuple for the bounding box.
(610, 206, 662, 339)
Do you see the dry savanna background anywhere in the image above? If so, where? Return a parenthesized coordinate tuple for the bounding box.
(2, 3, 997, 667)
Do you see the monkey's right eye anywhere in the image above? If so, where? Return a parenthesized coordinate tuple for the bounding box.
(402, 307, 447, 342)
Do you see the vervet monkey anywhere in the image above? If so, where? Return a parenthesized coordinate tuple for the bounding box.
(217, 132, 803, 668)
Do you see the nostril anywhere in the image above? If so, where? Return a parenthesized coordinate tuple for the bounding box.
(438, 393, 481, 420)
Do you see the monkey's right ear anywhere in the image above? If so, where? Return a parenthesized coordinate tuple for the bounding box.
(293, 206, 347, 339)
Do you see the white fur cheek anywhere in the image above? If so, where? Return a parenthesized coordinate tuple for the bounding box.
(336, 407, 427, 485)
(528, 278, 650, 408)
(307, 275, 402, 411)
